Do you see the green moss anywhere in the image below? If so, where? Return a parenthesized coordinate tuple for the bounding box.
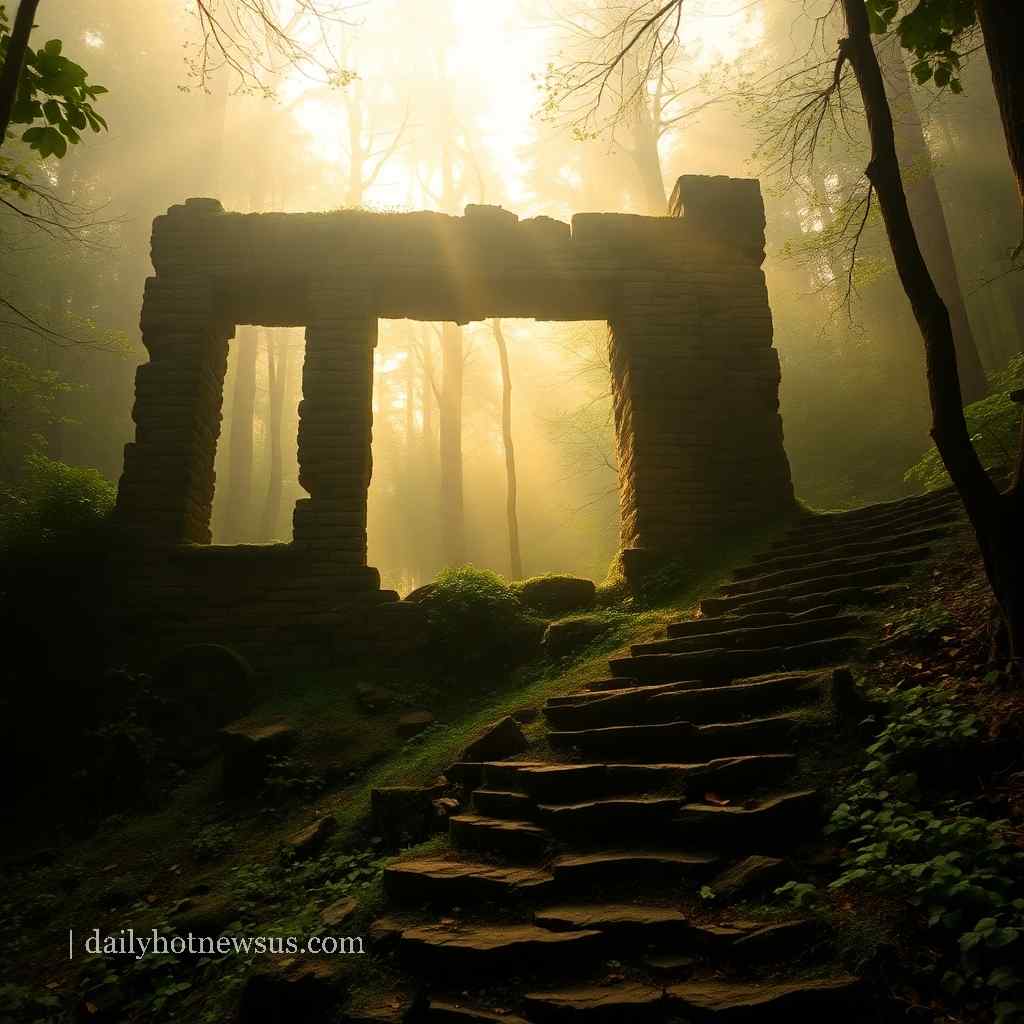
(905, 354, 1024, 492)
(414, 565, 544, 678)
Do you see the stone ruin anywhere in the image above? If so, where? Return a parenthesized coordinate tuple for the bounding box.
(111, 174, 795, 643)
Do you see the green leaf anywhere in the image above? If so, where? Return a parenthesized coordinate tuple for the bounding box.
(56, 121, 80, 143)
(990, 967, 1022, 991)
(43, 39, 62, 56)
(912, 61, 934, 85)
(987, 927, 1020, 949)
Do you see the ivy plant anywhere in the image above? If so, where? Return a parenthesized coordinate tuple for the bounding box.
(827, 685, 1024, 1021)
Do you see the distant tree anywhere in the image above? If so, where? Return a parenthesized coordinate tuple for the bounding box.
(258, 329, 289, 540)
(223, 327, 258, 543)
(490, 319, 523, 579)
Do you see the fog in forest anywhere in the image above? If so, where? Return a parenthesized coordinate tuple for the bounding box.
(4, 0, 1021, 594)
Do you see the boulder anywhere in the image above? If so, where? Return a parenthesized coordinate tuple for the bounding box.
(542, 616, 612, 658)
(288, 816, 338, 860)
(402, 583, 436, 604)
(150, 644, 255, 746)
(371, 785, 443, 846)
(519, 575, 596, 616)
(355, 683, 398, 712)
(170, 894, 239, 939)
(396, 711, 434, 739)
(461, 716, 529, 762)
(711, 855, 790, 900)
(320, 896, 358, 928)
(219, 722, 297, 796)
(366, 915, 404, 953)
(238, 961, 346, 1024)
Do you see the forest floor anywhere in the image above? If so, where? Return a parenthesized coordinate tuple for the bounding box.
(2, 517, 1022, 1023)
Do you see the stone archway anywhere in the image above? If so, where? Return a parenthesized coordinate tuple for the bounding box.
(112, 174, 794, 634)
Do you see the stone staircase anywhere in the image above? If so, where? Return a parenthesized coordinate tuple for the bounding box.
(370, 487, 965, 1022)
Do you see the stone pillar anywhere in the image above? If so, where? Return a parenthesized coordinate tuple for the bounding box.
(294, 286, 376, 572)
(609, 175, 796, 567)
(114, 272, 231, 546)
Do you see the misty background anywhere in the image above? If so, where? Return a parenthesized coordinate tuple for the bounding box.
(3, 0, 1021, 594)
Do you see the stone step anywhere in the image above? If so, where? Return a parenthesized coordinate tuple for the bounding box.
(665, 605, 838, 639)
(579, 676, 640, 692)
(731, 917, 824, 962)
(546, 679, 705, 711)
(633, 616, 861, 656)
(783, 488, 959, 535)
(699, 561, 919, 616)
(550, 849, 719, 889)
(522, 983, 666, 1022)
(449, 814, 550, 861)
(534, 903, 691, 943)
(720, 547, 930, 599)
(472, 788, 536, 820)
(537, 796, 684, 838)
(675, 789, 821, 849)
(516, 754, 797, 805)
(384, 856, 554, 905)
(667, 976, 862, 1019)
(398, 921, 602, 978)
(555, 678, 715, 704)
(482, 761, 549, 793)
(544, 673, 826, 731)
(608, 635, 862, 684)
(746, 523, 952, 575)
(643, 673, 827, 725)
(427, 999, 528, 1024)
(777, 503, 960, 548)
(543, 683, 701, 727)
(548, 713, 804, 762)
(700, 582, 908, 619)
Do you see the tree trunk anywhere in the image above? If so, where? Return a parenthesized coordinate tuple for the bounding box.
(491, 319, 523, 579)
(421, 323, 434, 452)
(629, 97, 668, 214)
(975, 0, 1024, 256)
(840, 0, 1024, 663)
(345, 80, 365, 206)
(439, 321, 465, 566)
(879, 37, 988, 401)
(0, 0, 40, 147)
(259, 329, 287, 540)
(225, 326, 258, 543)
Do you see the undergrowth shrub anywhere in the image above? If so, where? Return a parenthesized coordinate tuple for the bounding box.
(905, 355, 1024, 492)
(1, 456, 123, 833)
(415, 566, 543, 680)
(826, 685, 1024, 1022)
(0, 453, 114, 554)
